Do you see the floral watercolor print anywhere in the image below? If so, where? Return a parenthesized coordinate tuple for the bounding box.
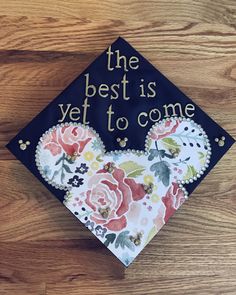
(35, 117, 211, 266)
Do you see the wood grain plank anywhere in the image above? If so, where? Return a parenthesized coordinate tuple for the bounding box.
(1, 283, 46, 295)
(46, 278, 236, 295)
(0, 232, 235, 283)
(0, 241, 125, 284)
(0, 51, 236, 88)
(0, 17, 235, 56)
(0, 236, 235, 283)
(0, 1, 236, 24)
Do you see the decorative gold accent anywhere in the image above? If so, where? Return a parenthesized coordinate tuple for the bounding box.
(169, 147, 180, 158)
(143, 183, 154, 194)
(117, 137, 128, 148)
(215, 136, 225, 147)
(104, 162, 115, 173)
(67, 152, 78, 162)
(19, 140, 30, 150)
(130, 232, 143, 246)
(98, 207, 110, 219)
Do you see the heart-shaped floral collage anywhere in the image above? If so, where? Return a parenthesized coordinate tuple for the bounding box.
(35, 117, 211, 266)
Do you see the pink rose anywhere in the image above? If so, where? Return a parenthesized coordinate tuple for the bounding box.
(85, 164, 146, 231)
(153, 203, 166, 232)
(43, 125, 92, 156)
(150, 119, 179, 140)
(162, 182, 185, 222)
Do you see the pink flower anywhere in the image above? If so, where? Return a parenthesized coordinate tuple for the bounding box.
(153, 204, 166, 232)
(42, 129, 61, 156)
(84, 164, 146, 231)
(162, 182, 185, 222)
(150, 119, 179, 140)
(42, 125, 92, 156)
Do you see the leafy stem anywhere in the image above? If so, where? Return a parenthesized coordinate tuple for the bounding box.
(173, 157, 190, 166)
(149, 141, 171, 187)
(51, 153, 73, 183)
(155, 141, 162, 162)
(172, 133, 204, 144)
(148, 141, 174, 161)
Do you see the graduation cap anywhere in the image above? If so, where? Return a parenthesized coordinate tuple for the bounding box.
(6, 37, 235, 266)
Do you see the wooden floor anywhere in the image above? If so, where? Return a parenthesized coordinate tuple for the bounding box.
(0, 1, 236, 294)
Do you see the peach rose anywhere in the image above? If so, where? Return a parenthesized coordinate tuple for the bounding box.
(150, 120, 179, 140)
(43, 125, 92, 156)
(84, 164, 146, 231)
(153, 203, 166, 232)
(162, 182, 185, 222)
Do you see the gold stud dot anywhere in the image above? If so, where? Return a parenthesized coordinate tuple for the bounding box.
(19, 140, 30, 150)
(218, 140, 225, 147)
(20, 143, 27, 150)
(215, 136, 225, 147)
(117, 137, 128, 148)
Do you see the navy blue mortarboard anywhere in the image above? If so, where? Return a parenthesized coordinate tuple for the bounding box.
(6, 37, 235, 266)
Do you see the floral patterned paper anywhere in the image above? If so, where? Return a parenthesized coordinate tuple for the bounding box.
(35, 117, 211, 266)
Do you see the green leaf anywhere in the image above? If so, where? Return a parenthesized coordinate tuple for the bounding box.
(65, 157, 74, 164)
(145, 226, 157, 246)
(198, 151, 206, 165)
(104, 233, 116, 247)
(146, 138, 152, 149)
(148, 149, 160, 161)
(150, 161, 170, 186)
(119, 161, 145, 175)
(96, 154, 103, 162)
(63, 164, 73, 173)
(198, 152, 205, 159)
(51, 169, 59, 180)
(162, 138, 180, 150)
(61, 171, 65, 183)
(55, 156, 63, 165)
(115, 231, 135, 252)
(127, 169, 145, 178)
(184, 165, 197, 180)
